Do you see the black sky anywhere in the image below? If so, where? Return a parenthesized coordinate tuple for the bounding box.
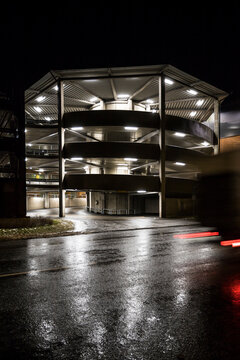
(1, 4, 240, 110)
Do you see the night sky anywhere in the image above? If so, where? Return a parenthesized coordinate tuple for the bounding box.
(1, 4, 239, 111)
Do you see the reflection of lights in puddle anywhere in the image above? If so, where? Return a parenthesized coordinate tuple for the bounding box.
(230, 281, 240, 304)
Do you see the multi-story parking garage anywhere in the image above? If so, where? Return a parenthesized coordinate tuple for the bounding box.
(25, 65, 228, 217)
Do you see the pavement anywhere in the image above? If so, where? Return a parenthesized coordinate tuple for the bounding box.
(28, 208, 200, 235)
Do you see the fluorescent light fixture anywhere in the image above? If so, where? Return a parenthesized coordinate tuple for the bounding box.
(124, 158, 138, 161)
(174, 132, 186, 137)
(90, 97, 98, 102)
(39, 169, 44, 172)
(124, 126, 139, 131)
(70, 157, 83, 161)
(27, 143, 32, 147)
(196, 99, 204, 106)
(190, 111, 197, 117)
(165, 78, 174, 85)
(117, 163, 127, 166)
(137, 190, 146, 193)
(53, 85, 58, 91)
(201, 141, 209, 147)
(36, 96, 46, 102)
(187, 89, 198, 95)
(71, 127, 83, 131)
(25, 129, 27, 133)
(152, 109, 157, 113)
(34, 106, 42, 113)
(117, 94, 129, 99)
(175, 162, 186, 166)
(146, 99, 154, 103)
(45, 116, 51, 121)
(25, 158, 28, 161)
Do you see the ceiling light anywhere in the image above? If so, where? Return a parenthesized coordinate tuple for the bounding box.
(25, 129, 28, 133)
(70, 157, 83, 161)
(71, 127, 83, 131)
(39, 169, 44, 172)
(36, 96, 46, 102)
(152, 109, 157, 113)
(45, 116, 51, 121)
(187, 89, 198, 95)
(190, 111, 197, 117)
(165, 78, 174, 85)
(53, 85, 58, 91)
(27, 143, 32, 147)
(137, 190, 147, 193)
(175, 162, 186, 166)
(90, 97, 98, 102)
(146, 99, 154, 103)
(201, 141, 209, 147)
(124, 126, 139, 131)
(117, 163, 127, 166)
(174, 132, 186, 137)
(117, 94, 129, 99)
(34, 106, 42, 113)
(196, 99, 204, 106)
(124, 158, 138, 161)
(25, 158, 28, 161)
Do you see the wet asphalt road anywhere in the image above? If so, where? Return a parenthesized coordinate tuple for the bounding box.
(0, 225, 240, 359)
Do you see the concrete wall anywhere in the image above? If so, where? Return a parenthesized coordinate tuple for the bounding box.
(220, 136, 240, 152)
(27, 195, 86, 211)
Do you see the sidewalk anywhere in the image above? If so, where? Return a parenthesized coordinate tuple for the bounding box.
(28, 208, 200, 235)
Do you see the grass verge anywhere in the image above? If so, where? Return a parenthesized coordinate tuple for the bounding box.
(0, 219, 74, 240)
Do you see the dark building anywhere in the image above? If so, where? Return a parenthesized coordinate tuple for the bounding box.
(0, 92, 26, 217)
(24, 65, 228, 217)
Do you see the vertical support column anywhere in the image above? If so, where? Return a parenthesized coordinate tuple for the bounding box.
(159, 75, 166, 218)
(44, 192, 50, 209)
(58, 80, 65, 217)
(214, 100, 220, 155)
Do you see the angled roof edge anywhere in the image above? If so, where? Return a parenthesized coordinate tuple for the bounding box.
(25, 64, 229, 102)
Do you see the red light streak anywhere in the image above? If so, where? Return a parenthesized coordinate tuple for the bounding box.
(232, 242, 240, 247)
(220, 239, 240, 247)
(174, 231, 219, 239)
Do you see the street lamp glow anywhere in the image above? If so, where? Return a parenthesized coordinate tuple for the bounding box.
(187, 89, 198, 95)
(190, 111, 197, 117)
(34, 106, 42, 113)
(137, 190, 146, 193)
(174, 132, 186, 137)
(36, 96, 46, 102)
(175, 162, 186, 166)
(124, 126, 139, 131)
(124, 158, 138, 161)
(196, 99, 204, 106)
(165, 78, 174, 85)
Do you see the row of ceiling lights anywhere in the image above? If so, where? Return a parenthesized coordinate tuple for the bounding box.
(31, 78, 203, 118)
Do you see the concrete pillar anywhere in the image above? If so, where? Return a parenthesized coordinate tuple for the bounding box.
(159, 75, 166, 218)
(58, 80, 65, 217)
(214, 100, 220, 154)
(44, 192, 50, 209)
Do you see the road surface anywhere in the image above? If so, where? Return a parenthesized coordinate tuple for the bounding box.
(0, 223, 240, 359)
